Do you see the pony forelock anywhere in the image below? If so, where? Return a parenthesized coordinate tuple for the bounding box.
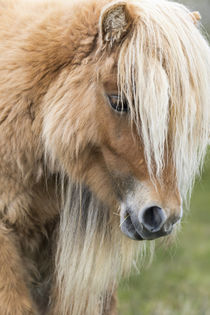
(118, 0, 210, 202)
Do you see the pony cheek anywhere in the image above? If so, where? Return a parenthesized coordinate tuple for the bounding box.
(100, 145, 134, 177)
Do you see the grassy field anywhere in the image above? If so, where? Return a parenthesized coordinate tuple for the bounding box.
(118, 151, 210, 315)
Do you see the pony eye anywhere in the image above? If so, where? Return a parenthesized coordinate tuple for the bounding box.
(107, 95, 129, 113)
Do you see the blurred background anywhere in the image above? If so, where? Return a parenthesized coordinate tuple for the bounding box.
(118, 1, 210, 314)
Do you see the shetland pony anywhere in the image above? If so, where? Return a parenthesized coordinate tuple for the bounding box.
(0, 0, 209, 314)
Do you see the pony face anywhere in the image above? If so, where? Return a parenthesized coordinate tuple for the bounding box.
(92, 54, 182, 241)
(89, 0, 209, 240)
(43, 0, 210, 241)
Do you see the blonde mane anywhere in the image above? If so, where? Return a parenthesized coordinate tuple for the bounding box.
(55, 181, 150, 315)
(118, 0, 210, 201)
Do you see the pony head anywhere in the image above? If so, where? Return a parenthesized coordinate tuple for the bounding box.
(43, 0, 210, 242)
(41, 0, 210, 313)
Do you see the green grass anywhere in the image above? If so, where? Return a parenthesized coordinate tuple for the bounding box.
(118, 152, 210, 315)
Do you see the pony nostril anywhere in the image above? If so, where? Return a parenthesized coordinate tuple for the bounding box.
(163, 222, 173, 234)
(141, 206, 166, 233)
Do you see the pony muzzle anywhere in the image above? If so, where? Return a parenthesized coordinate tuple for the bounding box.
(120, 205, 181, 241)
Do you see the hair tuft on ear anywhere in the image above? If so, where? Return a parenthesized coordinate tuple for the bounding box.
(99, 1, 132, 47)
(190, 11, 201, 25)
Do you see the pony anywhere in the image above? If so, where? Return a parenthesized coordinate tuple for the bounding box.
(0, 0, 209, 314)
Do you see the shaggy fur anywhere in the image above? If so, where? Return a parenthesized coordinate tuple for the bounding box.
(0, 0, 209, 314)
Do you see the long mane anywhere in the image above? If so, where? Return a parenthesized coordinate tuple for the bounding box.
(118, 0, 210, 201)
(55, 180, 149, 315)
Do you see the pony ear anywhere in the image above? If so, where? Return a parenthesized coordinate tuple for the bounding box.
(190, 11, 201, 25)
(99, 1, 132, 47)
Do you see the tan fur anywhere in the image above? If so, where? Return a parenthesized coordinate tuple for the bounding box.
(0, 0, 209, 314)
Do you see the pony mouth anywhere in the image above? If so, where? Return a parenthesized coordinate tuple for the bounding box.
(120, 209, 174, 241)
(120, 211, 143, 241)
